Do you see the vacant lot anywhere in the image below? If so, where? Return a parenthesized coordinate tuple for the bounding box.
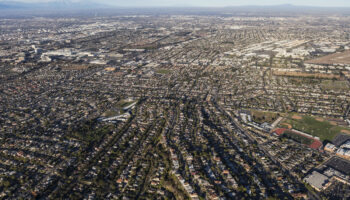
(284, 115, 350, 141)
(272, 70, 340, 79)
(321, 80, 349, 91)
(306, 50, 350, 65)
(250, 110, 279, 124)
(341, 129, 350, 135)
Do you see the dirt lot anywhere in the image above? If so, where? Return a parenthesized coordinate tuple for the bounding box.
(329, 121, 338, 126)
(316, 117, 325, 122)
(272, 70, 340, 79)
(306, 50, 350, 65)
(292, 115, 302, 120)
(281, 123, 292, 129)
(341, 129, 350, 135)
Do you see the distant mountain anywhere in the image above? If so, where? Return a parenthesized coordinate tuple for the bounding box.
(0, 0, 108, 10)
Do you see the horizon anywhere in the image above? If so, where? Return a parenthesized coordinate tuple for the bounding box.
(1, 0, 350, 8)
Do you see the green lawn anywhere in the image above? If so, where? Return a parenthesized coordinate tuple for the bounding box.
(321, 80, 349, 91)
(115, 100, 136, 109)
(285, 115, 350, 141)
(250, 109, 279, 124)
(103, 110, 120, 117)
(156, 69, 171, 74)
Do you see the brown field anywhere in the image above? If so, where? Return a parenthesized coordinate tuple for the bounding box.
(306, 50, 350, 65)
(316, 117, 325, 122)
(272, 70, 340, 79)
(292, 115, 302, 120)
(341, 129, 350, 134)
(281, 123, 292, 129)
(330, 121, 338, 126)
(104, 67, 116, 71)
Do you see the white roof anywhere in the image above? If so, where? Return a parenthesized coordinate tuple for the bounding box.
(324, 143, 336, 150)
(340, 140, 350, 149)
(304, 171, 329, 190)
(337, 148, 350, 157)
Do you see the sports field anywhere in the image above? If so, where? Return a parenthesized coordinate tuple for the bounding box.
(283, 115, 350, 141)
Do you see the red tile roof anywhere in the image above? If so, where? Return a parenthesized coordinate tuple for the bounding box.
(273, 128, 287, 136)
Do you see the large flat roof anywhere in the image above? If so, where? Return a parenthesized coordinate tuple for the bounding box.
(325, 156, 350, 176)
(333, 134, 350, 147)
(304, 171, 329, 190)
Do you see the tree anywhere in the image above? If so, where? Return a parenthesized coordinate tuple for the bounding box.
(3, 180, 11, 188)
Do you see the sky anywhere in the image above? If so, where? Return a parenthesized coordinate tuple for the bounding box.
(2, 0, 350, 7)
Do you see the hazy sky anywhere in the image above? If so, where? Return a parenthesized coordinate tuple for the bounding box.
(3, 0, 350, 7)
